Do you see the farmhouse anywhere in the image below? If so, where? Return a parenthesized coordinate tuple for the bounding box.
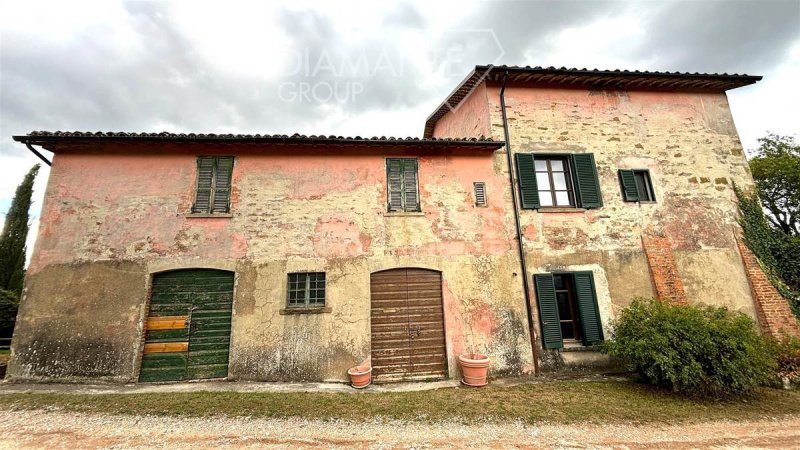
(8, 66, 798, 383)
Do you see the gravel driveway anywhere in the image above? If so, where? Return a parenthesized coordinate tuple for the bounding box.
(1, 409, 798, 449)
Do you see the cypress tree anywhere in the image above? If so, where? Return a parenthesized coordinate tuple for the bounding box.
(0, 164, 40, 296)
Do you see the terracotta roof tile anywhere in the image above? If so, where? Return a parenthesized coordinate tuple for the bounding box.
(14, 131, 504, 152)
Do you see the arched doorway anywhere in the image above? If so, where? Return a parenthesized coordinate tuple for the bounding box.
(370, 268, 447, 382)
(139, 269, 234, 382)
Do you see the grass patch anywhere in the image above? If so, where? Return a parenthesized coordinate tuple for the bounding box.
(0, 349, 9, 364)
(3, 380, 800, 424)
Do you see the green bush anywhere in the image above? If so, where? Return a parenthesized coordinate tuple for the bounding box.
(604, 299, 775, 396)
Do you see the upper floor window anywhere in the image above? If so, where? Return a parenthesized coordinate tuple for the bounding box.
(192, 156, 234, 214)
(618, 169, 655, 202)
(515, 153, 603, 209)
(287, 272, 326, 308)
(534, 157, 575, 207)
(386, 158, 420, 212)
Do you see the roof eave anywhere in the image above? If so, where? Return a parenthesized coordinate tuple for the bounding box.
(13, 133, 505, 152)
(423, 65, 763, 138)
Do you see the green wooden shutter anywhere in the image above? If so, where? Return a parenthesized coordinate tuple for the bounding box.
(403, 159, 420, 212)
(573, 271, 604, 346)
(515, 153, 540, 209)
(212, 157, 234, 213)
(618, 169, 639, 202)
(193, 157, 215, 213)
(533, 273, 563, 349)
(386, 158, 404, 212)
(571, 153, 603, 208)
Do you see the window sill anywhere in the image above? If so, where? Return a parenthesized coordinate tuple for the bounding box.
(186, 213, 233, 218)
(384, 211, 425, 217)
(537, 207, 586, 214)
(280, 306, 332, 315)
(561, 343, 603, 352)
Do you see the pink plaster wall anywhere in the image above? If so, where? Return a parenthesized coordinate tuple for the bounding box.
(431, 82, 491, 138)
(27, 143, 531, 378)
(30, 144, 513, 274)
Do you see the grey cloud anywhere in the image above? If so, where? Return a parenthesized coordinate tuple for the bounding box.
(272, 8, 435, 113)
(382, 2, 426, 29)
(0, 1, 340, 160)
(630, 0, 800, 73)
(1, 0, 799, 167)
(432, 0, 629, 73)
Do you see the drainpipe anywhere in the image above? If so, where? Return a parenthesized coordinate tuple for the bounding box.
(25, 143, 52, 167)
(499, 70, 540, 374)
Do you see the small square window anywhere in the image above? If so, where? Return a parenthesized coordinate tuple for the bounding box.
(619, 169, 656, 202)
(287, 272, 326, 307)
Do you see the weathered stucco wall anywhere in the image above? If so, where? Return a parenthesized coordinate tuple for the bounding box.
(486, 84, 757, 360)
(10, 260, 147, 382)
(12, 81, 761, 381)
(10, 144, 535, 382)
(431, 82, 491, 138)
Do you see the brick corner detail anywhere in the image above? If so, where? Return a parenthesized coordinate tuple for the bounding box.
(735, 237, 800, 338)
(641, 232, 688, 305)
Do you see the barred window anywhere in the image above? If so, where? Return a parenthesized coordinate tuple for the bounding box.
(287, 272, 326, 307)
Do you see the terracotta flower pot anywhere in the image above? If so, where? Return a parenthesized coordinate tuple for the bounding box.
(347, 365, 372, 389)
(458, 353, 490, 387)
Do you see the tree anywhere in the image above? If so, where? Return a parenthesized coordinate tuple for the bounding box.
(0, 164, 40, 297)
(0, 289, 20, 333)
(749, 134, 800, 235)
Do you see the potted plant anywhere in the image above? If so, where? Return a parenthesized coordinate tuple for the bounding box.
(458, 352, 490, 386)
(347, 363, 372, 389)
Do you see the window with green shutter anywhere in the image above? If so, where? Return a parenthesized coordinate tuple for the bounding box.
(618, 169, 655, 202)
(534, 273, 563, 349)
(386, 158, 420, 212)
(571, 154, 603, 208)
(192, 156, 234, 214)
(515, 153, 602, 209)
(515, 153, 541, 209)
(533, 271, 604, 348)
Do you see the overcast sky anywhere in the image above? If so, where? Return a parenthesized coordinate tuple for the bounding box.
(1, 0, 799, 255)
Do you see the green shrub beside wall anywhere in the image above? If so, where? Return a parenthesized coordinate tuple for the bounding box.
(605, 299, 775, 396)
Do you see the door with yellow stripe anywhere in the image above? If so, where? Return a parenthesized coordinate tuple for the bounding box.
(139, 269, 234, 382)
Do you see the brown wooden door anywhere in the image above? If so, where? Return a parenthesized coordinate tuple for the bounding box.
(370, 268, 447, 382)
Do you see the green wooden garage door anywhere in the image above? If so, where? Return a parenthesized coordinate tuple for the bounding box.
(139, 269, 234, 382)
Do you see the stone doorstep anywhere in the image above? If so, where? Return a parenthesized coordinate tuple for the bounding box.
(0, 373, 628, 395)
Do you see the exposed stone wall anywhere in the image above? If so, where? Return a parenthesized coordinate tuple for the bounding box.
(433, 83, 760, 362)
(11, 144, 535, 382)
(736, 237, 800, 338)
